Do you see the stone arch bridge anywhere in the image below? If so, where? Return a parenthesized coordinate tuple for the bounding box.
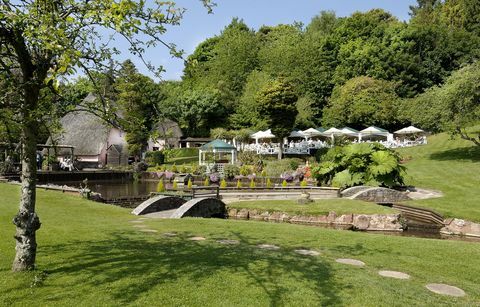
(132, 195, 227, 219)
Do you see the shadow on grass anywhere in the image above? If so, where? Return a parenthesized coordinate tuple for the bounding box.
(29, 231, 343, 306)
(429, 146, 480, 162)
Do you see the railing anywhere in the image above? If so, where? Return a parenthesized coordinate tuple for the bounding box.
(192, 186, 220, 199)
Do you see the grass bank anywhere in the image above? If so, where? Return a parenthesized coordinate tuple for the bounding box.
(1, 183, 479, 306)
(397, 128, 480, 221)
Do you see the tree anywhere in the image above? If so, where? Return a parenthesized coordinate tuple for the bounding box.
(256, 78, 298, 159)
(403, 62, 480, 145)
(323, 76, 401, 130)
(0, 0, 213, 272)
(115, 60, 159, 157)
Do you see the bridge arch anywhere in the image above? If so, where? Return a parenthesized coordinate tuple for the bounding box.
(170, 197, 227, 219)
(132, 195, 186, 215)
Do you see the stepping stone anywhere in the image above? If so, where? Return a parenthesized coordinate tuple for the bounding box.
(132, 224, 148, 228)
(217, 239, 240, 245)
(378, 270, 411, 279)
(426, 284, 466, 297)
(189, 236, 206, 241)
(140, 229, 158, 233)
(294, 249, 320, 256)
(129, 220, 144, 223)
(257, 244, 280, 250)
(335, 258, 365, 267)
(163, 232, 177, 237)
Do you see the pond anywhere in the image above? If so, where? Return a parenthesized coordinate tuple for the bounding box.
(48, 180, 160, 200)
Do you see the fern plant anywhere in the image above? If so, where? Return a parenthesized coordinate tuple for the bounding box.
(312, 143, 405, 188)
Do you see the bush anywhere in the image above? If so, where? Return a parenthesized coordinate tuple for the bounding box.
(180, 164, 188, 173)
(157, 180, 165, 192)
(223, 164, 240, 179)
(266, 178, 273, 188)
(311, 143, 406, 188)
(249, 178, 256, 188)
(204, 177, 209, 186)
(238, 151, 262, 165)
(187, 178, 193, 189)
(145, 151, 165, 165)
(239, 165, 252, 176)
(282, 180, 288, 187)
(172, 181, 178, 189)
(209, 173, 220, 183)
(171, 163, 178, 173)
(236, 179, 242, 188)
(264, 158, 303, 177)
(220, 179, 227, 188)
(133, 161, 148, 173)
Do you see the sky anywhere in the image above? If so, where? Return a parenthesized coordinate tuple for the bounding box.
(116, 0, 418, 81)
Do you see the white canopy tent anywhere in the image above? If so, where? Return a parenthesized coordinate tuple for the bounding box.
(359, 126, 391, 141)
(289, 130, 306, 138)
(340, 127, 360, 139)
(394, 126, 425, 135)
(302, 128, 323, 139)
(251, 129, 276, 145)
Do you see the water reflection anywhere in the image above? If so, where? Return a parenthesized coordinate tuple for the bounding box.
(54, 180, 159, 200)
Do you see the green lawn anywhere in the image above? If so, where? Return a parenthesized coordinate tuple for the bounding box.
(1, 183, 479, 306)
(397, 128, 480, 221)
(228, 199, 396, 216)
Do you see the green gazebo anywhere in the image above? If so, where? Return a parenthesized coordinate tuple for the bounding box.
(199, 139, 237, 166)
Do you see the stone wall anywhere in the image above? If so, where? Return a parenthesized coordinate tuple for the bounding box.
(227, 208, 404, 232)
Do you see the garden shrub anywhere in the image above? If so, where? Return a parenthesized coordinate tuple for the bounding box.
(157, 180, 165, 192)
(266, 178, 273, 188)
(282, 180, 288, 187)
(238, 150, 262, 165)
(187, 178, 193, 189)
(240, 165, 252, 176)
(236, 179, 242, 188)
(249, 178, 256, 188)
(171, 163, 178, 173)
(145, 151, 165, 165)
(311, 143, 405, 188)
(224, 164, 240, 179)
(220, 179, 227, 188)
(204, 177, 210, 186)
(172, 181, 178, 189)
(265, 158, 303, 177)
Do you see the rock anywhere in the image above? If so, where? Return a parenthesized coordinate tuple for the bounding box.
(425, 284, 466, 297)
(367, 214, 403, 231)
(297, 192, 313, 204)
(310, 215, 329, 225)
(228, 208, 237, 218)
(440, 219, 480, 238)
(236, 209, 249, 220)
(353, 215, 370, 230)
(327, 211, 337, 223)
(335, 214, 353, 225)
(268, 212, 290, 223)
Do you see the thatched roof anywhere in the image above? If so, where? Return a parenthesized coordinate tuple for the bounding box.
(154, 119, 183, 139)
(55, 95, 113, 156)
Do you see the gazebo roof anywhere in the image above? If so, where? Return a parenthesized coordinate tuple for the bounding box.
(200, 139, 236, 151)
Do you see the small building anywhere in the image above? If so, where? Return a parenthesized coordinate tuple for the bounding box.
(147, 119, 183, 151)
(54, 94, 129, 168)
(179, 137, 212, 148)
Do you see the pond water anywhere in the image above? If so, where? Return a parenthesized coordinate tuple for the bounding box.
(50, 180, 160, 200)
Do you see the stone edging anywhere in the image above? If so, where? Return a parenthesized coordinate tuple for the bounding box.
(227, 208, 405, 232)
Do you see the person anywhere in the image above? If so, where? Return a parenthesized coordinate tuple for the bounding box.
(36, 150, 43, 170)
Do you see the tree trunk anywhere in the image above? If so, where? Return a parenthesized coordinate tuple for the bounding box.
(12, 121, 41, 272)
